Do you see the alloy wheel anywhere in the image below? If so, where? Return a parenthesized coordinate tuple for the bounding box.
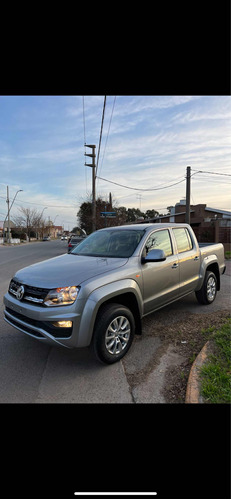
(207, 276, 216, 301)
(105, 315, 131, 355)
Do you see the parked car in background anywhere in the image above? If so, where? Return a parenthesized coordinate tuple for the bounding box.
(67, 236, 86, 253)
(43, 236, 50, 241)
(61, 235, 67, 240)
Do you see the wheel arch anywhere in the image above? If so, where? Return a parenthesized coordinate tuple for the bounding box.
(206, 262, 220, 290)
(94, 292, 142, 337)
(77, 280, 143, 347)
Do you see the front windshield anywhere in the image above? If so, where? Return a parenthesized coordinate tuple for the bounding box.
(71, 229, 145, 258)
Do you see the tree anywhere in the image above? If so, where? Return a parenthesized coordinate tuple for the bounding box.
(77, 196, 161, 232)
(71, 226, 86, 235)
(115, 206, 127, 226)
(13, 207, 46, 241)
(77, 196, 119, 233)
(126, 208, 145, 222)
(145, 209, 159, 219)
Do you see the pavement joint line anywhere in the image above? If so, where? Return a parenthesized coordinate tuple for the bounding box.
(35, 346, 52, 403)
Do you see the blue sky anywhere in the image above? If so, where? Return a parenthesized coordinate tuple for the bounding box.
(0, 95, 230, 230)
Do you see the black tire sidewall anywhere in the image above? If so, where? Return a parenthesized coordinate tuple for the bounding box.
(92, 303, 135, 364)
(195, 270, 217, 305)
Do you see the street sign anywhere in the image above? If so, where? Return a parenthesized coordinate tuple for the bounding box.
(100, 212, 116, 218)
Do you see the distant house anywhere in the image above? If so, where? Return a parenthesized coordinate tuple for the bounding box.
(169, 200, 231, 225)
(47, 225, 63, 238)
(137, 200, 231, 251)
(0, 220, 16, 237)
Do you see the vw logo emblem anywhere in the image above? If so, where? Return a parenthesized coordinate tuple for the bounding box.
(16, 285, 24, 301)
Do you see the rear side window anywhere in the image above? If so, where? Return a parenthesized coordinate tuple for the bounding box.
(173, 228, 193, 253)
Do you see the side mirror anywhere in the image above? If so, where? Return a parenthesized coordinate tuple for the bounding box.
(142, 248, 166, 263)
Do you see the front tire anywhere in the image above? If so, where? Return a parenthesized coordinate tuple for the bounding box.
(92, 303, 135, 364)
(195, 271, 217, 305)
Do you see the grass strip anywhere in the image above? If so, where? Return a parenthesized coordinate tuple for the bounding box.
(200, 318, 231, 403)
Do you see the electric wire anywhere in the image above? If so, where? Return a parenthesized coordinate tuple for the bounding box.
(96, 175, 186, 191)
(96, 96, 107, 176)
(82, 96, 86, 146)
(191, 169, 231, 177)
(97, 96, 116, 183)
(82, 96, 88, 195)
(0, 196, 76, 209)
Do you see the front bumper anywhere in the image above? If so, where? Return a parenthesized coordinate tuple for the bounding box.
(3, 292, 83, 348)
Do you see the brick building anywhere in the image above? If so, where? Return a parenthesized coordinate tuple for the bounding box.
(48, 225, 63, 238)
(143, 200, 231, 251)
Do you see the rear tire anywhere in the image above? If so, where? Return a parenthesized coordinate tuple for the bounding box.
(195, 271, 217, 305)
(92, 303, 135, 364)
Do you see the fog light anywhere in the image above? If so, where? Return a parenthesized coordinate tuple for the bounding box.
(52, 321, 73, 328)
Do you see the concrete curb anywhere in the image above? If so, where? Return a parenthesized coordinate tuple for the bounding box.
(185, 341, 211, 403)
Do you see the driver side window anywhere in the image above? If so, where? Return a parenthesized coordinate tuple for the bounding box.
(145, 229, 173, 257)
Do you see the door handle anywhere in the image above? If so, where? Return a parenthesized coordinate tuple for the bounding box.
(172, 263, 178, 269)
(194, 256, 199, 261)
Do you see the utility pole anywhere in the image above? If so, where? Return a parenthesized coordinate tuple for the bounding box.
(4, 187, 23, 242)
(6, 186, 10, 243)
(85, 144, 96, 232)
(109, 192, 112, 209)
(137, 193, 142, 211)
(185, 166, 191, 225)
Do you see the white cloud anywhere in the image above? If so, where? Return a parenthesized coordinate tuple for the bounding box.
(1, 95, 230, 227)
(113, 95, 199, 116)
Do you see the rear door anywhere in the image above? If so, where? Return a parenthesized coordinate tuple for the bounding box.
(172, 227, 201, 297)
(141, 229, 180, 314)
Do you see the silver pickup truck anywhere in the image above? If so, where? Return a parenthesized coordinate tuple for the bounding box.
(4, 223, 226, 363)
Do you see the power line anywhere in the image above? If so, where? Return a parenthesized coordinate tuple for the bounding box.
(96, 175, 186, 191)
(82, 96, 88, 195)
(96, 96, 107, 175)
(192, 169, 231, 177)
(82, 96, 86, 146)
(0, 196, 76, 209)
(97, 96, 116, 182)
(16, 199, 76, 209)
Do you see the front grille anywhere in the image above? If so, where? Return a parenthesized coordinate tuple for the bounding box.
(9, 279, 49, 305)
(5, 307, 72, 338)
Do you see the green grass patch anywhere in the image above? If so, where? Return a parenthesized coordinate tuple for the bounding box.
(200, 319, 231, 404)
(225, 250, 231, 259)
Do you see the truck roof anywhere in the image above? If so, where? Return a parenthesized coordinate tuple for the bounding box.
(100, 223, 190, 232)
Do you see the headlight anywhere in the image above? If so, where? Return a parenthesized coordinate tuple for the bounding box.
(44, 286, 80, 307)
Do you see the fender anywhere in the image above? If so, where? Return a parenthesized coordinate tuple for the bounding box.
(195, 254, 220, 292)
(76, 279, 143, 347)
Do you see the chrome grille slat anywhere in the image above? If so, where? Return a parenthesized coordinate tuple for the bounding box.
(24, 296, 44, 304)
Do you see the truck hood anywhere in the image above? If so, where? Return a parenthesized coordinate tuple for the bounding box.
(14, 253, 128, 289)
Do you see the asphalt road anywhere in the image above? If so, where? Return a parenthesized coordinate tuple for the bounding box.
(0, 240, 133, 403)
(0, 240, 230, 403)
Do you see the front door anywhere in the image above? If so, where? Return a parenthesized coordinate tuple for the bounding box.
(141, 229, 180, 314)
